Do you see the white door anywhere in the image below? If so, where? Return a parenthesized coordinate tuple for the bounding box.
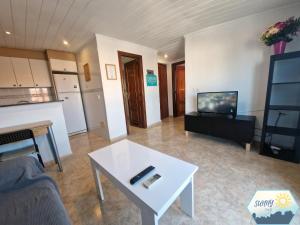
(11, 57, 35, 87)
(58, 92, 87, 134)
(0, 56, 17, 88)
(29, 59, 51, 87)
(54, 74, 80, 93)
(50, 59, 78, 73)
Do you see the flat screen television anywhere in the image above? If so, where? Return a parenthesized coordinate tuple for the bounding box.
(197, 91, 238, 117)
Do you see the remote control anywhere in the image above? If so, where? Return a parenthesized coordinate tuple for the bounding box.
(130, 166, 155, 185)
(143, 174, 162, 189)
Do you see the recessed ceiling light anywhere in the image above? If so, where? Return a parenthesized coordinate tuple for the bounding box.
(63, 40, 69, 45)
(5, 31, 11, 35)
(164, 54, 168, 59)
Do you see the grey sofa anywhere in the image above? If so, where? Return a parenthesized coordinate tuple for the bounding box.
(0, 156, 72, 225)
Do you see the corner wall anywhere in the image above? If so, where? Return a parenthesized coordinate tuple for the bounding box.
(95, 34, 161, 140)
(185, 3, 300, 140)
(76, 38, 109, 139)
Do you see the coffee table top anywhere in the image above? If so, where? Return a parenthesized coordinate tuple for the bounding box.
(88, 139, 198, 216)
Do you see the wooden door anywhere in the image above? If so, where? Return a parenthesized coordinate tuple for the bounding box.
(11, 57, 35, 87)
(158, 63, 169, 119)
(29, 59, 52, 87)
(124, 60, 144, 127)
(175, 65, 185, 116)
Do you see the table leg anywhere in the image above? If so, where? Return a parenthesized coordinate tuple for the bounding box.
(141, 208, 158, 225)
(245, 143, 251, 152)
(47, 126, 63, 172)
(180, 177, 194, 217)
(91, 162, 104, 201)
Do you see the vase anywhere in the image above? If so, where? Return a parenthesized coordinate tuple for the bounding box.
(273, 41, 286, 55)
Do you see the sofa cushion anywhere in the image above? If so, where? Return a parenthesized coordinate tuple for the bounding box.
(0, 156, 44, 192)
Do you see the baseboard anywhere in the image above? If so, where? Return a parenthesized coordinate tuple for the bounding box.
(147, 121, 161, 128)
(68, 129, 87, 136)
(109, 134, 127, 143)
(44, 154, 71, 167)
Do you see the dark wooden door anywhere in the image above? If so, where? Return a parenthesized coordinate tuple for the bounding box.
(175, 65, 185, 116)
(158, 63, 169, 119)
(124, 60, 143, 127)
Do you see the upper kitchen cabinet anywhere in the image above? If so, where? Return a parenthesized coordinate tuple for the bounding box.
(0, 56, 17, 88)
(11, 57, 35, 87)
(29, 59, 52, 87)
(49, 59, 78, 73)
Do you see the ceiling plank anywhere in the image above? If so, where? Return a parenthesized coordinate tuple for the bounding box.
(11, 0, 27, 49)
(26, 0, 44, 49)
(33, 0, 59, 49)
(0, 0, 15, 47)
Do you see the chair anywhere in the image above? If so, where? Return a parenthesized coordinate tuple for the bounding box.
(0, 129, 44, 167)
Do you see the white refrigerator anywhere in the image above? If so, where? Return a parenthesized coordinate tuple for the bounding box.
(54, 74, 87, 135)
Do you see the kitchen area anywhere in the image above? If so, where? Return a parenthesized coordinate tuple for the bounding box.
(0, 48, 88, 163)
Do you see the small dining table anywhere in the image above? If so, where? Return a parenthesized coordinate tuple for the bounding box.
(0, 120, 63, 172)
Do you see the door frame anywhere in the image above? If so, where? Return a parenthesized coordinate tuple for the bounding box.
(158, 63, 169, 119)
(117, 51, 147, 132)
(172, 60, 185, 117)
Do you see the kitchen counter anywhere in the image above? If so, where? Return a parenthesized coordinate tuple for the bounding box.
(0, 100, 63, 108)
(0, 101, 72, 162)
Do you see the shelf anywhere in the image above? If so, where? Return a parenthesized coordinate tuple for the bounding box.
(269, 105, 300, 111)
(260, 143, 299, 163)
(272, 81, 300, 85)
(266, 126, 300, 136)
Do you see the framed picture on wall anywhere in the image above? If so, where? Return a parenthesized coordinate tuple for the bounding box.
(83, 63, 91, 81)
(105, 64, 117, 80)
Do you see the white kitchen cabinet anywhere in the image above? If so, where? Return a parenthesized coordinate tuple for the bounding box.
(29, 59, 51, 87)
(11, 57, 34, 87)
(49, 59, 78, 73)
(0, 56, 17, 88)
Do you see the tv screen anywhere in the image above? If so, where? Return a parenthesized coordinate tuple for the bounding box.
(197, 91, 238, 115)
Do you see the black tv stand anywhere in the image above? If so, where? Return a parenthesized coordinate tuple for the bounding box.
(197, 112, 236, 119)
(185, 112, 256, 150)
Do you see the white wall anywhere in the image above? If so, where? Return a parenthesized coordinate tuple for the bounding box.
(185, 3, 300, 140)
(0, 102, 72, 162)
(95, 34, 161, 140)
(76, 38, 109, 139)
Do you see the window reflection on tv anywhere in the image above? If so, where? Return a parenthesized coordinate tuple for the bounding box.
(197, 91, 238, 115)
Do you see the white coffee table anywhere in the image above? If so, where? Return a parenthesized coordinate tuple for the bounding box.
(88, 139, 198, 225)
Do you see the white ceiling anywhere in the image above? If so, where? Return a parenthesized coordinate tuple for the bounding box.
(0, 0, 298, 61)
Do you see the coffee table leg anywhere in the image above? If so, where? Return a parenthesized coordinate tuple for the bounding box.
(180, 176, 194, 217)
(91, 162, 105, 201)
(141, 208, 158, 225)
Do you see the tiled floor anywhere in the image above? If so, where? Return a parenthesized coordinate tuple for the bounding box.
(47, 117, 300, 225)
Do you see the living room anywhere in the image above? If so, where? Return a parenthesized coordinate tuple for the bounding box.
(0, 1, 300, 225)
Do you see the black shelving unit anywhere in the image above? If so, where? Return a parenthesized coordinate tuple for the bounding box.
(260, 51, 300, 163)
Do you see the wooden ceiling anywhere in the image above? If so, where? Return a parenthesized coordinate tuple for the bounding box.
(0, 0, 298, 61)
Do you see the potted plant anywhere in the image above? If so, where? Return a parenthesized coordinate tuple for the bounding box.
(261, 17, 300, 54)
